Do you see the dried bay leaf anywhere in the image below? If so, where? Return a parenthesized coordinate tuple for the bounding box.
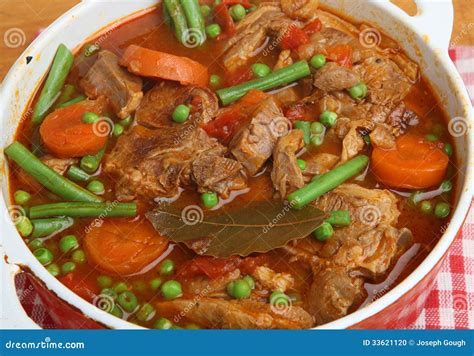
(146, 200, 326, 257)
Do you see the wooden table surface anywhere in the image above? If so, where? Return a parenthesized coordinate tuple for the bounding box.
(0, 0, 472, 80)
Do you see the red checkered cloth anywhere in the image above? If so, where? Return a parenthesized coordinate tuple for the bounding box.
(14, 46, 474, 330)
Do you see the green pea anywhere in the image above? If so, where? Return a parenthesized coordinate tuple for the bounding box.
(101, 288, 118, 300)
(34, 247, 53, 265)
(419, 200, 433, 214)
(319, 111, 337, 128)
(348, 82, 368, 100)
(408, 191, 422, 206)
(72, 249, 86, 264)
(160, 259, 175, 275)
(443, 143, 453, 157)
(297, 159, 306, 171)
(150, 278, 163, 291)
(214, 0, 222, 6)
(117, 291, 138, 313)
(109, 305, 123, 318)
(61, 261, 76, 274)
(59, 234, 79, 253)
(247, 5, 257, 12)
(16, 216, 33, 237)
(251, 63, 271, 78)
(243, 275, 255, 290)
(46, 263, 61, 277)
(132, 280, 148, 294)
(227, 279, 251, 299)
(172, 104, 190, 123)
(206, 24, 221, 39)
(161, 280, 183, 300)
(82, 112, 100, 124)
(269, 291, 291, 306)
(87, 180, 105, 195)
(153, 317, 173, 329)
(112, 123, 125, 137)
(201, 192, 218, 208)
(230, 4, 246, 21)
(310, 54, 326, 69)
(97, 275, 113, 289)
(310, 121, 324, 135)
(310, 135, 323, 146)
(136, 303, 156, 322)
(28, 238, 43, 251)
(425, 133, 439, 142)
(434, 202, 450, 219)
(119, 115, 133, 127)
(14, 190, 31, 205)
(200, 4, 211, 16)
(440, 180, 452, 193)
(313, 222, 333, 241)
(209, 74, 222, 88)
(113, 282, 129, 293)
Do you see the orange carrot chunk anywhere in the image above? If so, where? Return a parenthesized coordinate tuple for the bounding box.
(120, 45, 209, 87)
(371, 134, 449, 189)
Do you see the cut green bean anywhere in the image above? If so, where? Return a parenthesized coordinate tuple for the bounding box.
(32, 44, 74, 124)
(288, 155, 369, 209)
(57, 95, 86, 108)
(31, 217, 74, 238)
(29, 202, 137, 219)
(4, 142, 102, 203)
(180, 0, 206, 45)
(66, 165, 92, 183)
(325, 210, 351, 227)
(54, 84, 77, 108)
(80, 144, 107, 174)
(217, 61, 311, 105)
(164, 0, 189, 46)
(294, 121, 311, 145)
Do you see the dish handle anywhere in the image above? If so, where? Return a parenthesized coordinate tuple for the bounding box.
(400, 0, 454, 51)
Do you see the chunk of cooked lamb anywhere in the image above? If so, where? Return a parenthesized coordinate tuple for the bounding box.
(313, 62, 360, 92)
(80, 50, 142, 119)
(281, 0, 319, 20)
(271, 130, 305, 198)
(154, 298, 314, 329)
(253, 266, 294, 292)
(230, 97, 290, 175)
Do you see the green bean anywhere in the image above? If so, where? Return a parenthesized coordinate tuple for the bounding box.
(80, 143, 107, 174)
(57, 95, 86, 108)
(294, 121, 311, 144)
(4, 142, 102, 202)
(32, 44, 74, 124)
(54, 84, 77, 108)
(217, 61, 311, 105)
(288, 155, 369, 209)
(29, 202, 137, 219)
(66, 165, 92, 183)
(325, 210, 351, 227)
(164, 0, 189, 46)
(31, 217, 74, 238)
(180, 0, 206, 45)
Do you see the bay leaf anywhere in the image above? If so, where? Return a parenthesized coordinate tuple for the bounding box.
(146, 200, 326, 257)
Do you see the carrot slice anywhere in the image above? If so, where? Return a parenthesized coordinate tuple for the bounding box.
(84, 218, 169, 276)
(371, 134, 449, 189)
(39, 98, 108, 158)
(120, 45, 209, 87)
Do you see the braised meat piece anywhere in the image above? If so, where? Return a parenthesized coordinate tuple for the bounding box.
(154, 298, 314, 329)
(271, 130, 305, 198)
(80, 50, 142, 119)
(281, 0, 319, 20)
(313, 62, 360, 92)
(230, 97, 290, 175)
